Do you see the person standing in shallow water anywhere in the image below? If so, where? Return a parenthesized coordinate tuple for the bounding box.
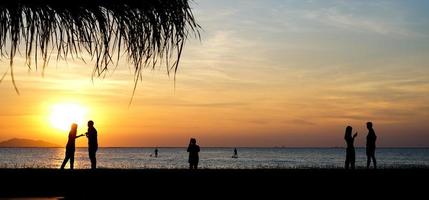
(86, 120, 98, 169)
(154, 148, 159, 158)
(187, 138, 200, 170)
(344, 126, 358, 170)
(60, 123, 84, 170)
(233, 148, 238, 158)
(366, 122, 377, 169)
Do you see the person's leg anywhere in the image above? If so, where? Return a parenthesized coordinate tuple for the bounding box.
(70, 152, 75, 170)
(89, 151, 95, 169)
(89, 149, 97, 169)
(344, 149, 350, 169)
(372, 154, 377, 169)
(92, 154, 96, 169)
(345, 156, 349, 170)
(367, 156, 371, 169)
(88, 149, 94, 169)
(190, 162, 198, 170)
(94, 148, 97, 169)
(61, 154, 69, 169)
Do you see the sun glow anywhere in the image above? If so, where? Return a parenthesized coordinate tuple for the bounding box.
(49, 103, 87, 131)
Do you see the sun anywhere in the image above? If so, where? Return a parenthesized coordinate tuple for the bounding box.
(49, 103, 87, 131)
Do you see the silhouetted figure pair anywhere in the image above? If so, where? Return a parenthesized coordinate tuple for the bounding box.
(61, 123, 84, 170)
(366, 122, 377, 169)
(344, 122, 377, 170)
(86, 120, 98, 169)
(187, 138, 200, 170)
(344, 126, 357, 170)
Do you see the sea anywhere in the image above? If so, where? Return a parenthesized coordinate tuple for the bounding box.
(0, 147, 428, 169)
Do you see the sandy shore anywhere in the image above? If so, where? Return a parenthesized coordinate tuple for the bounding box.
(0, 168, 428, 198)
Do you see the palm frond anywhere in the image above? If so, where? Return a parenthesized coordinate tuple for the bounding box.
(0, 0, 200, 92)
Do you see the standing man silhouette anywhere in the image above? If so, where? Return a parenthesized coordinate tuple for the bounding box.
(366, 122, 377, 169)
(86, 120, 98, 169)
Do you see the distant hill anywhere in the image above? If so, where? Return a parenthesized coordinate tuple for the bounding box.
(0, 138, 60, 147)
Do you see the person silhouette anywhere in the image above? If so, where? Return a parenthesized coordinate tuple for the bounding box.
(187, 138, 200, 170)
(154, 148, 159, 158)
(85, 120, 98, 169)
(344, 126, 357, 170)
(366, 122, 377, 169)
(233, 148, 238, 158)
(60, 123, 84, 170)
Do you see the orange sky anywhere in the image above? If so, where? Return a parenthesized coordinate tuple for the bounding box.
(0, 0, 428, 147)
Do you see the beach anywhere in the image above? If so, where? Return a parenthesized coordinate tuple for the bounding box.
(1, 147, 428, 198)
(1, 168, 428, 198)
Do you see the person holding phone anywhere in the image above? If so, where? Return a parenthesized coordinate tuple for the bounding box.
(344, 126, 358, 170)
(187, 138, 200, 170)
(60, 123, 84, 170)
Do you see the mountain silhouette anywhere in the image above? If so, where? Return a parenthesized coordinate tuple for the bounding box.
(0, 138, 60, 147)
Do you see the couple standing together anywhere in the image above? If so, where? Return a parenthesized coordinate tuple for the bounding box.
(344, 122, 377, 170)
(60, 120, 98, 170)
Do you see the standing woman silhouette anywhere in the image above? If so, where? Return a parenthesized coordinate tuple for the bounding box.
(187, 138, 200, 170)
(344, 126, 357, 170)
(61, 123, 84, 169)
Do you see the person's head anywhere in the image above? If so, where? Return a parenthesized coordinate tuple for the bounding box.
(70, 123, 78, 131)
(345, 126, 352, 138)
(88, 120, 94, 128)
(367, 122, 373, 129)
(190, 138, 197, 145)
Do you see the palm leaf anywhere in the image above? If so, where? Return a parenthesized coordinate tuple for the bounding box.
(0, 0, 200, 93)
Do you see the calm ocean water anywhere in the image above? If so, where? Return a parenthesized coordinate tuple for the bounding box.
(0, 147, 428, 169)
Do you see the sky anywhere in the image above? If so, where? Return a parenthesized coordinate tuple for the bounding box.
(0, 0, 428, 147)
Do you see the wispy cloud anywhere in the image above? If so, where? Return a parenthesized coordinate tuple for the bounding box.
(305, 7, 423, 38)
(288, 119, 317, 126)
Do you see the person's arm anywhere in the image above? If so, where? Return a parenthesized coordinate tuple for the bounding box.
(76, 134, 85, 138)
(69, 133, 80, 139)
(353, 132, 358, 138)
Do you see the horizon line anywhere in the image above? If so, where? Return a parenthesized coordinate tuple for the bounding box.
(1, 146, 429, 149)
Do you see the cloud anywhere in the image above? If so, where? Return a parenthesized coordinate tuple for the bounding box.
(247, 119, 270, 125)
(142, 101, 248, 108)
(284, 119, 317, 126)
(301, 3, 425, 38)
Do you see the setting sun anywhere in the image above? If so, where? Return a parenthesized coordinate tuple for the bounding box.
(49, 103, 87, 131)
